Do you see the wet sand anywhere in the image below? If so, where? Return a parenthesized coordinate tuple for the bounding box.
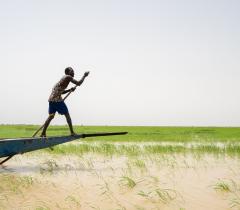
(0, 152, 240, 210)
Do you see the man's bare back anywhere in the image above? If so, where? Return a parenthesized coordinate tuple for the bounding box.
(49, 75, 79, 102)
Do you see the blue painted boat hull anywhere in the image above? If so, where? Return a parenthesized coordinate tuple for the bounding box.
(0, 132, 127, 158)
(0, 135, 83, 158)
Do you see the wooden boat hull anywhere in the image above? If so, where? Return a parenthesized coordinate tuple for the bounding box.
(0, 132, 127, 158)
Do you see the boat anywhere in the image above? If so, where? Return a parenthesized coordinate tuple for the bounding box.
(0, 132, 127, 165)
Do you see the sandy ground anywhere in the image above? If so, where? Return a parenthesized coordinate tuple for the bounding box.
(0, 152, 240, 210)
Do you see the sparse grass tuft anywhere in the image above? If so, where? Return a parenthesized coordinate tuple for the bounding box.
(65, 195, 81, 207)
(213, 180, 231, 192)
(120, 176, 137, 188)
(230, 195, 240, 209)
(0, 174, 34, 195)
(138, 188, 178, 204)
(133, 159, 146, 169)
(40, 159, 59, 174)
(212, 179, 240, 209)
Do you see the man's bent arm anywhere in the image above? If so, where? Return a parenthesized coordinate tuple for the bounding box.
(62, 89, 72, 94)
(62, 87, 75, 94)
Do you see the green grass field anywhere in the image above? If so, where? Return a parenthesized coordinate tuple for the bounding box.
(1, 124, 240, 142)
(1, 125, 240, 155)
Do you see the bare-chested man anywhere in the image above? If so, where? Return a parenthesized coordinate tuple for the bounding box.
(40, 67, 89, 137)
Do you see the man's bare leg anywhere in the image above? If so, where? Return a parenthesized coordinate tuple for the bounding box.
(40, 114, 55, 137)
(64, 113, 76, 135)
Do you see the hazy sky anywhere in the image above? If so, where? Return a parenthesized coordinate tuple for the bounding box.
(1, 0, 240, 126)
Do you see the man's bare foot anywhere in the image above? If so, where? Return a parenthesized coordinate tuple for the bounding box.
(40, 134, 46, 138)
(71, 132, 77, 136)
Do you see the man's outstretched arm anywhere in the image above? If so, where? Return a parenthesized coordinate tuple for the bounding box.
(71, 72, 90, 86)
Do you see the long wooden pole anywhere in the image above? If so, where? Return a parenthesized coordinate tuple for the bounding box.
(0, 155, 14, 165)
(32, 85, 78, 137)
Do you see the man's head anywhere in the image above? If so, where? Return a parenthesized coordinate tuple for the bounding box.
(65, 67, 74, 77)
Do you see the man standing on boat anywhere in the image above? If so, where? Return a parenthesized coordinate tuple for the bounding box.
(40, 67, 89, 137)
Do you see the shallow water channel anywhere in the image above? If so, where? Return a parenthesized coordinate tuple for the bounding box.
(0, 151, 240, 210)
